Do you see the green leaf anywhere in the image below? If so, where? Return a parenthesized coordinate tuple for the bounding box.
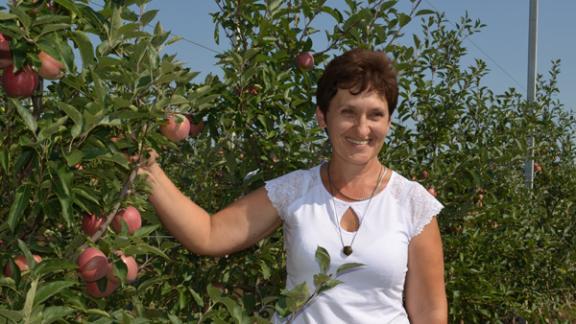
(38, 116, 68, 141)
(38, 23, 70, 39)
(336, 262, 364, 276)
(206, 283, 222, 300)
(53, 0, 81, 16)
(0, 309, 22, 322)
(69, 31, 95, 67)
(34, 281, 76, 306)
(188, 288, 204, 307)
(8, 185, 31, 232)
(168, 314, 183, 324)
(317, 278, 342, 294)
(123, 242, 169, 259)
(132, 225, 160, 238)
(415, 9, 435, 16)
(259, 260, 271, 280)
(71, 187, 100, 205)
(282, 282, 309, 312)
(12, 99, 37, 135)
(57, 102, 83, 134)
(90, 70, 105, 104)
(22, 278, 39, 322)
(0, 148, 9, 174)
(313, 273, 331, 289)
(314, 246, 330, 274)
(397, 13, 411, 27)
(50, 164, 74, 226)
(85, 308, 111, 318)
(41, 306, 74, 324)
(11, 6, 31, 31)
(0, 12, 18, 20)
(32, 260, 77, 278)
(0, 277, 18, 292)
(140, 9, 159, 26)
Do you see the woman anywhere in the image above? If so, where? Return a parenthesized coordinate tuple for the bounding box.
(140, 48, 447, 323)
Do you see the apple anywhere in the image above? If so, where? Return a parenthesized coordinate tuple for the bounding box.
(3, 254, 42, 277)
(295, 51, 314, 71)
(116, 251, 138, 283)
(82, 214, 104, 237)
(189, 121, 204, 137)
(184, 114, 205, 137)
(533, 162, 542, 173)
(0, 33, 12, 68)
(421, 170, 429, 179)
(160, 114, 190, 142)
(85, 265, 119, 298)
(112, 206, 142, 235)
(37, 51, 65, 80)
(1, 65, 39, 98)
(77, 247, 109, 282)
(427, 187, 437, 197)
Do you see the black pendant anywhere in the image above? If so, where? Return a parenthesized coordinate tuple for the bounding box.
(343, 246, 353, 256)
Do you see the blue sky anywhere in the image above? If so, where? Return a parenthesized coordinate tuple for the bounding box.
(150, 1, 575, 113)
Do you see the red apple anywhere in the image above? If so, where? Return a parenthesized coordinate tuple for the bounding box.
(421, 170, 429, 179)
(115, 251, 138, 283)
(184, 114, 204, 137)
(0, 33, 12, 68)
(77, 247, 109, 282)
(82, 214, 104, 237)
(38, 51, 65, 80)
(3, 254, 42, 277)
(85, 265, 119, 298)
(427, 187, 437, 197)
(189, 121, 204, 137)
(112, 206, 142, 235)
(160, 114, 190, 142)
(1, 65, 39, 98)
(533, 162, 542, 173)
(295, 51, 314, 71)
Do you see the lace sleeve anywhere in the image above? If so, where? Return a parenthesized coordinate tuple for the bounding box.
(408, 183, 444, 239)
(264, 169, 310, 221)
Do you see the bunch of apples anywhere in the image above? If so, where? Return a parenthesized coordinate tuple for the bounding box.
(78, 206, 142, 297)
(0, 33, 65, 98)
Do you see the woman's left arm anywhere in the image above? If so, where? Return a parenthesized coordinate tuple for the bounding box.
(404, 216, 448, 323)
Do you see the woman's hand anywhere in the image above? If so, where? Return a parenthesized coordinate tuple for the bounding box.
(136, 147, 282, 257)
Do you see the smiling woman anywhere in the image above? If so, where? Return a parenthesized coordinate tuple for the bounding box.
(141, 48, 447, 323)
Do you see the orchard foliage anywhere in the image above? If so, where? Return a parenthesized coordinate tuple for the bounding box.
(0, 0, 575, 322)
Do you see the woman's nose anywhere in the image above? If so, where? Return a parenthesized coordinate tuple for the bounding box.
(355, 116, 370, 137)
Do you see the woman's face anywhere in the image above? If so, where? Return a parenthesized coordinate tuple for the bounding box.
(316, 87, 391, 166)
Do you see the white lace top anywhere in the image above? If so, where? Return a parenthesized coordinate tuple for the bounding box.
(265, 164, 443, 323)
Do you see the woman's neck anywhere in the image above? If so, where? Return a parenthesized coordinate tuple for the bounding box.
(326, 157, 383, 189)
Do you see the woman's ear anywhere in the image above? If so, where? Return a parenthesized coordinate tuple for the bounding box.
(315, 106, 327, 128)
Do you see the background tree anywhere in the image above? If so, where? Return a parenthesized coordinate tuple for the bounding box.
(0, 0, 574, 322)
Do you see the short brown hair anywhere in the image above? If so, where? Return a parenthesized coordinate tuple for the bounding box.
(316, 48, 398, 117)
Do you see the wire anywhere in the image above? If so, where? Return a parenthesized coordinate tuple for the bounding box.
(179, 37, 221, 54)
(423, 0, 526, 91)
(86, 0, 222, 54)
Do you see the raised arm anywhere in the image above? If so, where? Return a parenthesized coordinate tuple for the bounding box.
(141, 162, 282, 257)
(404, 217, 448, 323)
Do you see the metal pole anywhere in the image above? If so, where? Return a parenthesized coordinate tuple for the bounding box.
(524, 0, 538, 189)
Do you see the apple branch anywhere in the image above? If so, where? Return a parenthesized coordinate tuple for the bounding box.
(72, 123, 151, 256)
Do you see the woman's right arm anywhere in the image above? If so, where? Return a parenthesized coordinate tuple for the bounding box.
(141, 162, 282, 257)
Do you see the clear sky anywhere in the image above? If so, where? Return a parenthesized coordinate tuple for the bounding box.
(151, 1, 575, 113)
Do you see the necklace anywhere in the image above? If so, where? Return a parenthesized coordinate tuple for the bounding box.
(326, 162, 386, 256)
